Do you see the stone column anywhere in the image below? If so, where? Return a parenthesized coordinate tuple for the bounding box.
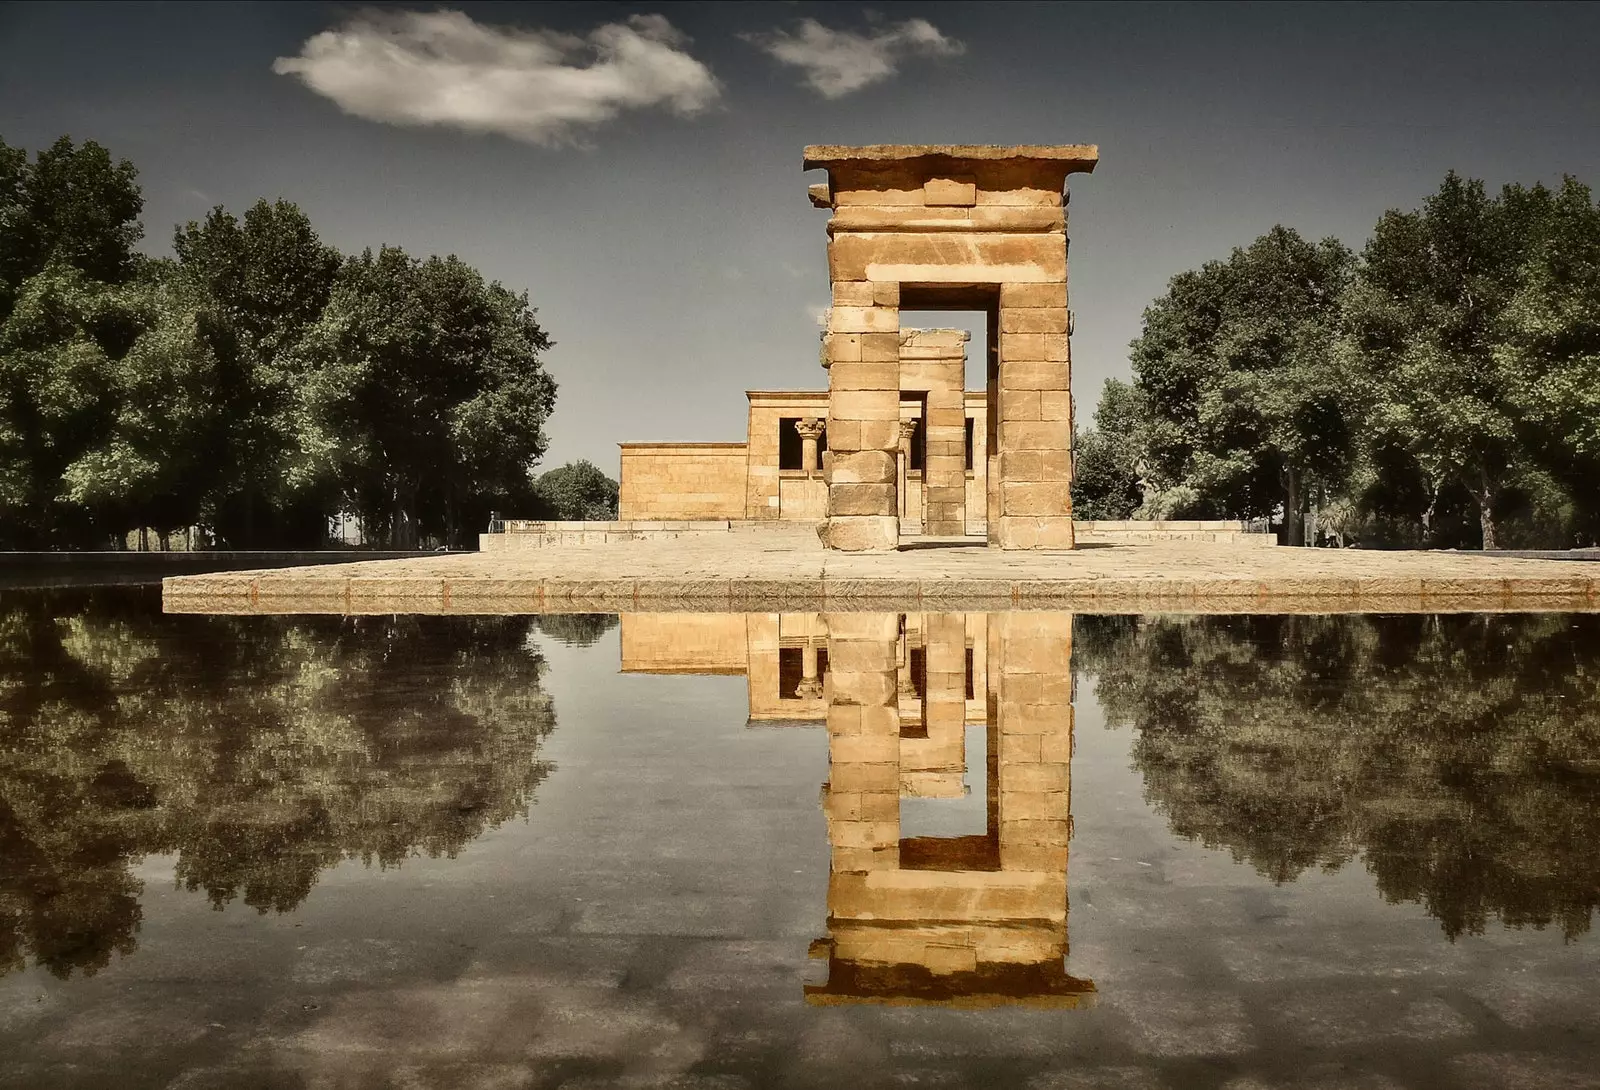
(896, 418, 919, 530)
(795, 417, 826, 477)
(821, 613, 902, 874)
(820, 281, 901, 551)
(995, 285, 1075, 549)
(900, 329, 969, 537)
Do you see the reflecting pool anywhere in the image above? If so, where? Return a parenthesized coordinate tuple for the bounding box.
(3, 587, 1600, 1087)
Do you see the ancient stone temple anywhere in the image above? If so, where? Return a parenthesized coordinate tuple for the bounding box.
(618, 332, 988, 532)
(807, 144, 1097, 551)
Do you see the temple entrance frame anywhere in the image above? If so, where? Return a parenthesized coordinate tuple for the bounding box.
(807, 144, 1097, 551)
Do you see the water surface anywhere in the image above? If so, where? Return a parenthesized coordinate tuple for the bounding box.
(2, 588, 1599, 1087)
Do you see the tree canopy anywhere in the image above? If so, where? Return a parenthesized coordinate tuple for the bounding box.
(0, 135, 565, 549)
(1079, 171, 1600, 549)
(533, 459, 620, 522)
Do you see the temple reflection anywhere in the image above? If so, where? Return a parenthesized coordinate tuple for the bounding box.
(621, 611, 1096, 1008)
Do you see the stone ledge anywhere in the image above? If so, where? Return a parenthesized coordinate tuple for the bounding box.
(164, 572, 1600, 616)
(163, 537, 1599, 616)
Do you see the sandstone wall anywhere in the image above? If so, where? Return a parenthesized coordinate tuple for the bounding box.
(747, 395, 829, 520)
(618, 443, 748, 520)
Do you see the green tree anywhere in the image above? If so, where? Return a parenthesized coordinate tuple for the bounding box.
(0, 136, 143, 321)
(171, 200, 342, 546)
(0, 265, 145, 546)
(1070, 378, 1142, 520)
(1130, 226, 1356, 542)
(293, 246, 558, 547)
(1345, 173, 1555, 548)
(1496, 177, 1600, 544)
(534, 459, 618, 521)
(59, 270, 229, 545)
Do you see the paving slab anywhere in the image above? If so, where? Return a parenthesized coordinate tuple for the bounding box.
(161, 535, 1600, 615)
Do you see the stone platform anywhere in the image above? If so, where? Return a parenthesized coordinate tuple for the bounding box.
(162, 529, 1600, 615)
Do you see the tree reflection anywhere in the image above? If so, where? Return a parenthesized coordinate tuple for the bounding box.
(533, 613, 619, 648)
(0, 587, 556, 978)
(1075, 613, 1600, 940)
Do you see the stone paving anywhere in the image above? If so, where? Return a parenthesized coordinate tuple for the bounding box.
(163, 527, 1600, 614)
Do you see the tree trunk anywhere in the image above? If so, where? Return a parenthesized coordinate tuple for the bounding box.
(158, 529, 170, 551)
(391, 483, 418, 549)
(1285, 466, 1303, 547)
(1474, 471, 1499, 551)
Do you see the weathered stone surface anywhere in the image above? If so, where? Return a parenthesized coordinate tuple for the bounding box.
(924, 175, 977, 205)
(824, 332, 862, 363)
(829, 361, 900, 391)
(817, 515, 899, 551)
(998, 360, 1069, 390)
(999, 332, 1070, 362)
(829, 450, 896, 485)
(860, 331, 903, 362)
(1000, 307, 1070, 334)
(1000, 282, 1068, 308)
(828, 206, 1065, 233)
(828, 388, 899, 421)
(829, 305, 899, 334)
(830, 233, 1066, 284)
(831, 281, 875, 307)
(829, 483, 897, 517)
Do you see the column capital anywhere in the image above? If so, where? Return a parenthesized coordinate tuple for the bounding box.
(794, 417, 826, 441)
(897, 419, 919, 443)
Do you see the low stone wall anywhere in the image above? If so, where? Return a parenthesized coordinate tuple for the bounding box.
(481, 520, 735, 549)
(482, 518, 1275, 550)
(1074, 520, 1276, 547)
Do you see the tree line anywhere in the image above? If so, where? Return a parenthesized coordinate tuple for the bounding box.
(0, 135, 617, 550)
(1072, 172, 1600, 549)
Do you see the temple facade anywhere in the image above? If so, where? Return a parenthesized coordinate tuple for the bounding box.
(618, 143, 1097, 551)
(619, 330, 993, 535)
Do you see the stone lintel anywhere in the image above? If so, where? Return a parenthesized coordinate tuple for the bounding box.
(746, 390, 831, 404)
(900, 328, 970, 356)
(804, 145, 1099, 171)
(618, 442, 747, 450)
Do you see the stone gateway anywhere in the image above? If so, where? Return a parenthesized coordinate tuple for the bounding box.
(807, 144, 1097, 551)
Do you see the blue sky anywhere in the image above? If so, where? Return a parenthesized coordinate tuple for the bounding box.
(4, 1, 1599, 472)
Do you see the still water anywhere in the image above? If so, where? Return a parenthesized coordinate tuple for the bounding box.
(3, 587, 1600, 1088)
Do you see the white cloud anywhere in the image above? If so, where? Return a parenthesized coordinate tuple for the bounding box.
(272, 9, 720, 146)
(744, 17, 964, 98)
